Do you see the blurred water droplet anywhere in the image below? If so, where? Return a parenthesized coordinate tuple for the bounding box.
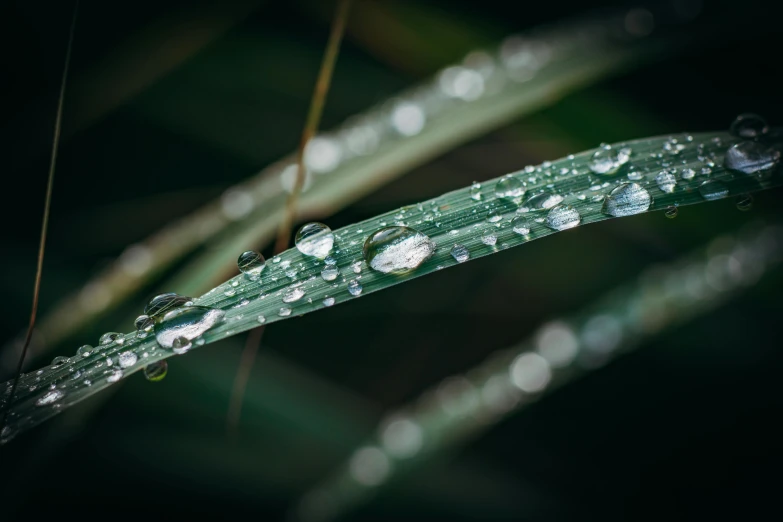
(481, 233, 497, 246)
(279, 307, 292, 317)
(237, 250, 266, 278)
(283, 287, 305, 303)
(145, 293, 191, 318)
(154, 306, 225, 350)
(391, 102, 425, 136)
(99, 332, 122, 345)
(655, 170, 677, 193)
(681, 168, 695, 180)
(699, 180, 729, 200)
(494, 176, 525, 199)
(588, 146, 631, 175)
(724, 141, 780, 175)
(35, 389, 63, 406)
(545, 205, 581, 230)
(51, 356, 68, 367)
(730, 113, 768, 139)
(662, 138, 686, 155)
(144, 361, 168, 382)
(602, 183, 652, 217)
(665, 205, 678, 219)
(106, 368, 123, 383)
(323, 297, 335, 307)
(348, 280, 363, 296)
(295, 223, 334, 259)
(118, 352, 137, 368)
(451, 244, 470, 263)
(735, 194, 754, 211)
(321, 266, 339, 281)
(521, 192, 563, 211)
(257, 315, 266, 324)
(363, 226, 435, 274)
(486, 210, 502, 223)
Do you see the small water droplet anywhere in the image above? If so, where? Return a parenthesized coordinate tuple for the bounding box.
(698, 180, 729, 201)
(724, 141, 780, 175)
(99, 332, 122, 345)
(511, 216, 531, 235)
(662, 138, 685, 155)
(77, 345, 93, 357)
(481, 233, 497, 246)
(588, 146, 631, 175)
(257, 315, 266, 324)
(602, 183, 652, 217)
(35, 389, 63, 406)
(655, 170, 677, 193)
(323, 297, 335, 307)
(730, 113, 769, 139)
(486, 209, 502, 223)
(363, 226, 435, 274)
(51, 355, 69, 367)
(224, 288, 236, 297)
(494, 176, 525, 199)
(351, 260, 363, 274)
(279, 307, 292, 317)
(144, 361, 168, 382)
(237, 250, 266, 278)
(664, 205, 678, 219)
(470, 182, 482, 200)
(348, 280, 363, 296)
(118, 351, 137, 368)
(451, 244, 470, 263)
(106, 369, 123, 383)
(171, 337, 192, 355)
(154, 306, 225, 350)
(283, 287, 305, 303)
(545, 205, 581, 231)
(321, 265, 339, 281)
(145, 292, 191, 318)
(681, 168, 695, 180)
(295, 222, 335, 259)
(735, 194, 754, 211)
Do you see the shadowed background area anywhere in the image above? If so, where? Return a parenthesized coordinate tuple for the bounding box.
(0, 0, 781, 520)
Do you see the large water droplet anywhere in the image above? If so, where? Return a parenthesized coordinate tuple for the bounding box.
(699, 180, 729, 201)
(511, 216, 531, 235)
(655, 170, 677, 193)
(545, 205, 581, 231)
(602, 183, 652, 217)
(237, 250, 265, 278)
(144, 361, 168, 382)
(588, 146, 631, 175)
(494, 176, 525, 199)
(35, 389, 64, 407)
(283, 287, 305, 303)
(145, 293, 191, 318)
(451, 244, 470, 263)
(363, 226, 435, 274)
(154, 306, 225, 350)
(730, 113, 768, 139)
(520, 192, 564, 212)
(724, 141, 780, 175)
(295, 222, 335, 259)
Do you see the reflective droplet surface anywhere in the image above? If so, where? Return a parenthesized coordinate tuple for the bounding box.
(323, 297, 335, 307)
(451, 244, 470, 263)
(171, 337, 192, 355)
(511, 216, 531, 235)
(279, 307, 292, 316)
(698, 180, 729, 201)
(588, 146, 631, 175)
(724, 141, 780, 175)
(154, 306, 225, 350)
(321, 266, 339, 281)
(51, 356, 68, 367)
(736, 194, 754, 211)
(118, 351, 137, 368)
(486, 209, 502, 223)
(144, 361, 168, 382)
(521, 192, 563, 212)
(494, 176, 525, 199)
(283, 287, 305, 303)
(730, 113, 768, 139)
(99, 332, 122, 345)
(655, 170, 677, 193)
(545, 205, 581, 231)
(295, 222, 334, 259)
(602, 183, 652, 217)
(481, 233, 497, 246)
(237, 250, 265, 278)
(145, 292, 191, 318)
(77, 345, 93, 357)
(348, 280, 363, 296)
(35, 389, 64, 407)
(470, 182, 482, 201)
(134, 314, 153, 333)
(681, 168, 695, 180)
(363, 226, 435, 274)
(664, 205, 678, 219)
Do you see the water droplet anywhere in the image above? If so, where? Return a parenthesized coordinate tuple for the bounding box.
(724, 141, 780, 175)
(521, 192, 564, 211)
(321, 265, 339, 281)
(118, 351, 137, 368)
(486, 209, 502, 223)
(77, 345, 93, 357)
(351, 260, 363, 274)
(257, 315, 266, 324)
(450, 244, 470, 263)
(35, 389, 63, 406)
(154, 306, 225, 350)
(698, 180, 729, 200)
(735, 194, 753, 211)
(145, 292, 191, 318)
(494, 176, 525, 199)
(283, 287, 305, 303)
(295, 222, 335, 259)
(224, 288, 236, 297)
(51, 356, 69, 367)
(144, 361, 168, 382)
(99, 332, 122, 345)
(171, 337, 192, 355)
(681, 168, 695, 180)
(279, 307, 292, 317)
(602, 183, 652, 217)
(588, 146, 631, 175)
(664, 205, 678, 219)
(730, 113, 768, 139)
(470, 182, 482, 201)
(237, 250, 266, 278)
(655, 170, 677, 193)
(106, 369, 123, 383)
(662, 138, 685, 155)
(481, 233, 497, 246)
(348, 280, 363, 296)
(323, 297, 335, 307)
(363, 226, 435, 274)
(511, 216, 531, 235)
(545, 205, 581, 231)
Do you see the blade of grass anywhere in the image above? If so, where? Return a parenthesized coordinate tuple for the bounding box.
(1, 128, 781, 441)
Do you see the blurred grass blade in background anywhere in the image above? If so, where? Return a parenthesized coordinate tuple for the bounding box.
(2, 126, 781, 441)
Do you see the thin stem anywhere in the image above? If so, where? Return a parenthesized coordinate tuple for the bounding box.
(1, 0, 79, 431)
(225, 326, 264, 439)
